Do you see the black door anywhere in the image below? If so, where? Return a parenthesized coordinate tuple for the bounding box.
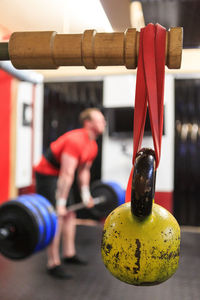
(174, 79, 200, 226)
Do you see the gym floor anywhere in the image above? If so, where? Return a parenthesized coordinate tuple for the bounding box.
(0, 224, 199, 300)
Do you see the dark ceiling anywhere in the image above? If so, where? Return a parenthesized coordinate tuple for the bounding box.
(100, 0, 200, 49)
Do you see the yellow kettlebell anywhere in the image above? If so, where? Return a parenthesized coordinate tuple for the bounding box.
(101, 148, 180, 286)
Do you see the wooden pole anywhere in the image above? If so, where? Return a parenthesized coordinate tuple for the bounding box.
(0, 27, 183, 70)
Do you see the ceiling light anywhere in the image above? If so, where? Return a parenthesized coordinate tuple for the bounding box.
(130, 1, 145, 31)
(64, 0, 113, 33)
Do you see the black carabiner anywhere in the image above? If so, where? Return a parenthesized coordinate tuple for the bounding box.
(131, 148, 156, 218)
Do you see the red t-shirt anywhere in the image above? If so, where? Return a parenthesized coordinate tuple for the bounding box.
(34, 128, 98, 176)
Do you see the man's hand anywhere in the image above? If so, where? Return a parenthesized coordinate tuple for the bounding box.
(56, 198, 67, 217)
(56, 205, 68, 217)
(80, 185, 94, 208)
(86, 196, 95, 208)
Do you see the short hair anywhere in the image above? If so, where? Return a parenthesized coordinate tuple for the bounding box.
(79, 108, 102, 126)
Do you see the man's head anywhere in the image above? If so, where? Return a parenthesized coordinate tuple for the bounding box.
(79, 108, 106, 138)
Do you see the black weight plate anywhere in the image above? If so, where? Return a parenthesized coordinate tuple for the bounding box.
(0, 201, 39, 260)
(90, 181, 119, 219)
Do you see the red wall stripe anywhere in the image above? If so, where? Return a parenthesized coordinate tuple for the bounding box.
(0, 70, 12, 204)
(154, 191, 173, 213)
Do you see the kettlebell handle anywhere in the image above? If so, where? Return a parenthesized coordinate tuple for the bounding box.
(131, 148, 156, 218)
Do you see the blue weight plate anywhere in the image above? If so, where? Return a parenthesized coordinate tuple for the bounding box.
(28, 194, 53, 249)
(17, 195, 45, 252)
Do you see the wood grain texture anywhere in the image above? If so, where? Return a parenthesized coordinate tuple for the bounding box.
(8, 27, 183, 70)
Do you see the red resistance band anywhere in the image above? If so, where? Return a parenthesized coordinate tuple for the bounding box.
(125, 23, 166, 203)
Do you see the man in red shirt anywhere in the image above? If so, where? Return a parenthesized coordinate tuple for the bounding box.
(34, 108, 106, 279)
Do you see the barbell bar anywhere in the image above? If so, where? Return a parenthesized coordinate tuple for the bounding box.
(0, 27, 183, 69)
(67, 196, 106, 212)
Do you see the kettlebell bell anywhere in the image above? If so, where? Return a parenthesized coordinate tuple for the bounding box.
(101, 148, 180, 286)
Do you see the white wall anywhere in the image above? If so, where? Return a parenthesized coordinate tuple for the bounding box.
(102, 74, 175, 192)
(15, 82, 33, 188)
(33, 83, 44, 166)
(102, 74, 135, 188)
(140, 75, 175, 191)
(155, 75, 174, 192)
(103, 75, 136, 107)
(15, 82, 44, 188)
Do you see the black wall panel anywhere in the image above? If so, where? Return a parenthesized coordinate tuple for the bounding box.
(174, 79, 200, 226)
(43, 81, 103, 183)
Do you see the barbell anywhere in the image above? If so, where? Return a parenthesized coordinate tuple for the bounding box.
(0, 180, 125, 260)
(0, 27, 182, 69)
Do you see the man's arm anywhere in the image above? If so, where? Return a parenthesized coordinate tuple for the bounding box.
(55, 153, 78, 215)
(77, 162, 92, 186)
(77, 162, 94, 207)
